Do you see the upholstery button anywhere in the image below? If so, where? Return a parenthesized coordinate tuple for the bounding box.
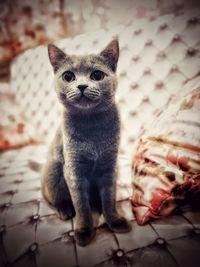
(145, 39, 153, 46)
(156, 238, 166, 246)
(160, 23, 168, 30)
(187, 47, 196, 56)
(119, 71, 126, 77)
(132, 56, 140, 62)
(31, 111, 36, 116)
(7, 190, 17, 195)
(32, 91, 37, 97)
(128, 137, 135, 143)
(93, 39, 98, 45)
(13, 179, 23, 184)
(142, 96, 149, 103)
(130, 111, 137, 116)
(188, 17, 199, 24)
(172, 34, 181, 42)
(155, 81, 164, 89)
(68, 230, 75, 237)
(149, 16, 156, 21)
(32, 215, 40, 222)
(157, 51, 166, 59)
(29, 243, 38, 252)
(134, 29, 142, 35)
(45, 90, 49, 96)
(144, 68, 151, 75)
(130, 83, 138, 90)
(4, 203, 11, 208)
(171, 64, 179, 72)
(193, 228, 200, 235)
(44, 130, 49, 136)
(115, 249, 124, 257)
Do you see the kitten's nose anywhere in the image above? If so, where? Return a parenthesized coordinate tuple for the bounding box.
(77, 84, 88, 93)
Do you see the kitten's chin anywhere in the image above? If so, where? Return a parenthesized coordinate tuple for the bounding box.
(68, 96, 100, 110)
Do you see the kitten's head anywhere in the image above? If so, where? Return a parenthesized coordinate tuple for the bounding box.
(48, 39, 119, 112)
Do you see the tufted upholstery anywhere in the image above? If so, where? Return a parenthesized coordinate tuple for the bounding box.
(10, 9, 200, 156)
(0, 10, 200, 267)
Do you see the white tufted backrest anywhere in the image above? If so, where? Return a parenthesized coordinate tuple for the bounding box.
(10, 10, 200, 157)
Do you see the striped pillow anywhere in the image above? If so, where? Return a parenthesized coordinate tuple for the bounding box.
(131, 75, 200, 225)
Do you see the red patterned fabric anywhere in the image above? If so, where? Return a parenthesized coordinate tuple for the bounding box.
(0, 92, 39, 151)
(132, 75, 200, 224)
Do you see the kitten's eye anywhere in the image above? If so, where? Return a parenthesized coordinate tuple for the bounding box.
(90, 70, 105, 81)
(62, 71, 75, 82)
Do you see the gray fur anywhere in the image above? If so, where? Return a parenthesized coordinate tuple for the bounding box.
(42, 39, 131, 246)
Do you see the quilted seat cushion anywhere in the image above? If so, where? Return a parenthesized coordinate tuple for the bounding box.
(132, 74, 200, 225)
(1, 144, 200, 267)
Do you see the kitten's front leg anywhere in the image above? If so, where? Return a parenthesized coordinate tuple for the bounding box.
(63, 162, 95, 246)
(96, 160, 131, 233)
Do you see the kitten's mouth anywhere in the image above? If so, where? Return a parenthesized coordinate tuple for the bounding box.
(72, 94, 100, 109)
(66, 89, 101, 109)
(79, 93, 97, 101)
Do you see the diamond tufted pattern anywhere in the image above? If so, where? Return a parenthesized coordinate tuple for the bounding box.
(10, 10, 200, 157)
(1, 10, 200, 267)
(1, 146, 200, 267)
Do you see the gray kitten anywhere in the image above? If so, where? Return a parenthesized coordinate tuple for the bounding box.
(42, 39, 131, 246)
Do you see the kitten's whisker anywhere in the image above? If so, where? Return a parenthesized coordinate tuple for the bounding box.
(86, 92, 100, 97)
(67, 91, 79, 97)
(84, 90, 101, 100)
(67, 92, 81, 100)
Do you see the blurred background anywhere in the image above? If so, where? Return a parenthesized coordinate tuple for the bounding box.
(0, 0, 200, 83)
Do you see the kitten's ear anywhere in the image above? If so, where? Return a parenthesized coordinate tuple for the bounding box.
(100, 39, 119, 72)
(48, 44, 66, 72)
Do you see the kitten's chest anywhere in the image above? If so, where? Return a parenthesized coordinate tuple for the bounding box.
(63, 113, 120, 159)
(70, 125, 118, 150)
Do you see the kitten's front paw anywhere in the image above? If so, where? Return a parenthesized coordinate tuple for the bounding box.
(107, 217, 132, 233)
(55, 205, 75, 221)
(75, 227, 95, 246)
